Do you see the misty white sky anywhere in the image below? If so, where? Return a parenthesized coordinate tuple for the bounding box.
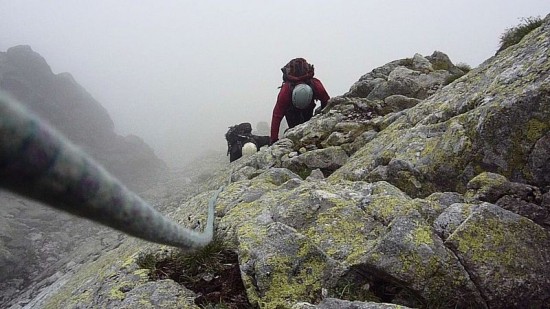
(1, 1, 549, 167)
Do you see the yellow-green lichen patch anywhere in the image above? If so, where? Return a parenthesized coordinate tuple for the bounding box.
(466, 172, 508, 190)
(364, 195, 416, 225)
(305, 203, 379, 264)
(219, 199, 267, 245)
(464, 172, 508, 200)
(109, 281, 131, 300)
(396, 222, 441, 281)
(409, 225, 434, 247)
(368, 181, 410, 198)
(260, 251, 326, 308)
(132, 268, 151, 280)
(267, 185, 330, 230)
(398, 252, 439, 280)
(410, 198, 444, 224)
(328, 132, 393, 183)
(43, 241, 141, 309)
(213, 181, 253, 214)
(235, 202, 267, 224)
(389, 221, 483, 305)
(443, 203, 550, 305)
(526, 118, 549, 143)
(121, 255, 137, 269)
(234, 221, 269, 307)
(418, 120, 473, 191)
(235, 220, 268, 263)
(237, 222, 333, 309)
(250, 175, 288, 190)
(447, 205, 550, 274)
(453, 217, 521, 266)
(62, 290, 93, 309)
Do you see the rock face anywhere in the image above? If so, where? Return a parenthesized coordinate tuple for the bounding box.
(0, 45, 166, 191)
(7, 14, 550, 309)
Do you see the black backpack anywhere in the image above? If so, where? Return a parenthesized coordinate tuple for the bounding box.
(225, 123, 254, 162)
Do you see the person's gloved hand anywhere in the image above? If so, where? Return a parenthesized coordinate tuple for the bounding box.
(314, 106, 323, 115)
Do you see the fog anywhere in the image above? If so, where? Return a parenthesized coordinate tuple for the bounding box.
(1, 1, 549, 167)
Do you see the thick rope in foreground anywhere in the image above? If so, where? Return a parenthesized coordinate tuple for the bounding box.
(0, 92, 218, 250)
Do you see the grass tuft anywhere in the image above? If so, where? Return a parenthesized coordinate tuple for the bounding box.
(137, 234, 251, 308)
(497, 16, 543, 54)
(455, 62, 471, 73)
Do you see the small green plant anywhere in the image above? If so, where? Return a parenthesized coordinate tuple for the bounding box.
(174, 235, 230, 280)
(443, 74, 462, 85)
(295, 165, 312, 180)
(432, 61, 451, 71)
(497, 16, 543, 54)
(331, 280, 381, 302)
(455, 62, 471, 73)
(441, 62, 472, 85)
(442, 62, 472, 85)
(401, 58, 414, 69)
(136, 234, 251, 308)
(136, 250, 159, 271)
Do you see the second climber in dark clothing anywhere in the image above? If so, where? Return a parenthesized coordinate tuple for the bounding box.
(270, 58, 330, 144)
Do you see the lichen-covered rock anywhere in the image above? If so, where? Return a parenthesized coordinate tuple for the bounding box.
(424, 191, 465, 207)
(40, 241, 198, 309)
(332, 16, 550, 197)
(237, 222, 342, 309)
(433, 203, 479, 240)
(380, 95, 422, 114)
(464, 172, 510, 202)
(341, 130, 378, 154)
(118, 280, 197, 309)
(217, 178, 482, 307)
(466, 172, 549, 225)
(528, 132, 550, 185)
(283, 146, 349, 177)
(300, 297, 414, 308)
(360, 211, 485, 307)
(345, 51, 459, 100)
(426, 51, 464, 75)
(444, 203, 550, 308)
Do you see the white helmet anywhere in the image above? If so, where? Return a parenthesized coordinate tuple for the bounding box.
(292, 83, 313, 109)
(241, 142, 258, 157)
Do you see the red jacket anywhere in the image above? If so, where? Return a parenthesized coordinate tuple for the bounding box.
(270, 78, 330, 142)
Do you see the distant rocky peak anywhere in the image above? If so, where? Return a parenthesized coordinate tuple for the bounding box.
(0, 45, 166, 190)
(5, 45, 54, 78)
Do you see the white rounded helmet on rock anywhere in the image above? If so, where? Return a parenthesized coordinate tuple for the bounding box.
(241, 142, 258, 157)
(292, 83, 313, 109)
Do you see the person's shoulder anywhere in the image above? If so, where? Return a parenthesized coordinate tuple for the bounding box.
(310, 78, 326, 88)
(279, 82, 292, 92)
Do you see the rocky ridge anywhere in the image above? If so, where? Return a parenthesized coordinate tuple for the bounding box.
(8, 14, 550, 309)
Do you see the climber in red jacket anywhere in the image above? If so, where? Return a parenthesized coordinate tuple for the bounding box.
(270, 58, 330, 144)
